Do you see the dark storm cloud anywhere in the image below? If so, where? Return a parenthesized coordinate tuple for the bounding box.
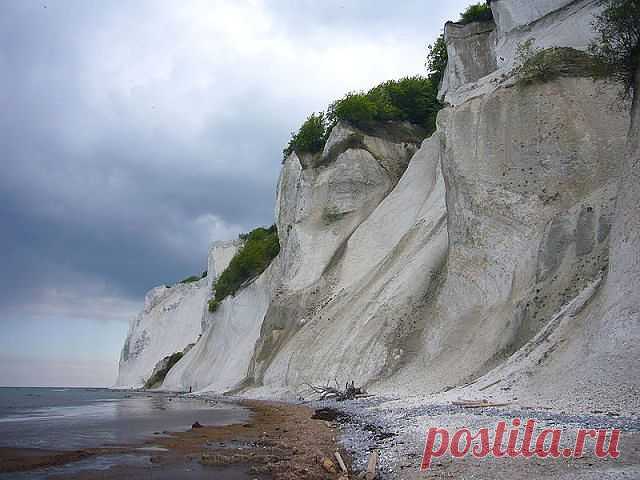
(0, 0, 470, 326)
(0, 1, 285, 310)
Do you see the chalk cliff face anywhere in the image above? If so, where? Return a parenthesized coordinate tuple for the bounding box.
(116, 282, 207, 387)
(117, 0, 638, 412)
(161, 121, 426, 393)
(161, 265, 273, 392)
(115, 240, 239, 387)
(275, 121, 424, 292)
(390, 77, 629, 402)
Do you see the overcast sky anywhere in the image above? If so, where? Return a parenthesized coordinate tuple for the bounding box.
(0, 0, 472, 387)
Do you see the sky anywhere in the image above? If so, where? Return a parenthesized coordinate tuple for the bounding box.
(0, 0, 472, 387)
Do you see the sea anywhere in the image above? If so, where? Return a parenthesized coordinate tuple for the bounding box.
(0, 387, 252, 479)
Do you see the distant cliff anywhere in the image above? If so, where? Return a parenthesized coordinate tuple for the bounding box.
(116, 0, 638, 414)
(116, 240, 240, 388)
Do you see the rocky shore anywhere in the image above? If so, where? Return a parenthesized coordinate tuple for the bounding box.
(321, 396, 640, 479)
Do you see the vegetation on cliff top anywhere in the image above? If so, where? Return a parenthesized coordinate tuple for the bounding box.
(282, 76, 442, 161)
(282, 112, 328, 159)
(328, 76, 441, 129)
(282, 2, 497, 160)
(282, 76, 441, 161)
(210, 225, 279, 310)
(459, 2, 493, 24)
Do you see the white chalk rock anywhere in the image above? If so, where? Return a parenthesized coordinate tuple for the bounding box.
(161, 265, 274, 393)
(389, 76, 630, 397)
(116, 239, 240, 388)
(115, 279, 207, 388)
(207, 240, 242, 290)
(275, 121, 421, 293)
(260, 133, 448, 391)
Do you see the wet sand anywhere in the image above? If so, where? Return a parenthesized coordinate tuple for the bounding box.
(0, 447, 95, 473)
(0, 400, 350, 480)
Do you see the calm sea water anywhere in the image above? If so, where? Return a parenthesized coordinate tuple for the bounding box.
(0, 387, 248, 450)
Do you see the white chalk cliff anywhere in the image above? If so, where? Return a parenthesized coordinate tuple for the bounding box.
(116, 240, 240, 387)
(117, 0, 639, 414)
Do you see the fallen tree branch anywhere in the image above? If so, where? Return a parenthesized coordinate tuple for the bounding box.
(301, 380, 367, 401)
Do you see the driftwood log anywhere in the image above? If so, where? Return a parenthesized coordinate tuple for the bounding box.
(451, 399, 511, 408)
(302, 379, 367, 401)
(334, 451, 348, 473)
(365, 449, 378, 480)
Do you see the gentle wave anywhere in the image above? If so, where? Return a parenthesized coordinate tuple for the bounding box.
(0, 413, 65, 423)
(0, 402, 117, 423)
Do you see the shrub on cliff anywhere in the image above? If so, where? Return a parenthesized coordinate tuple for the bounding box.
(328, 76, 441, 133)
(212, 225, 279, 302)
(426, 34, 448, 87)
(283, 113, 328, 160)
(589, 0, 640, 95)
(327, 93, 377, 124)
(459, 2, 493, 24)
(284, 77, 442, 160)
(370, 77, 440, 126)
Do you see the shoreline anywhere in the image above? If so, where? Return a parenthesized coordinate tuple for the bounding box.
(2, 392, 639, 479)
(0, 399, 352, 480)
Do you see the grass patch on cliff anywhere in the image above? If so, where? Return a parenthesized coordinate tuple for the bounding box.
(144, 351, 184, 389)
(212, 225, 279, 303)
(512, 1, 639, 95)
(513, 40, 605, 84)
